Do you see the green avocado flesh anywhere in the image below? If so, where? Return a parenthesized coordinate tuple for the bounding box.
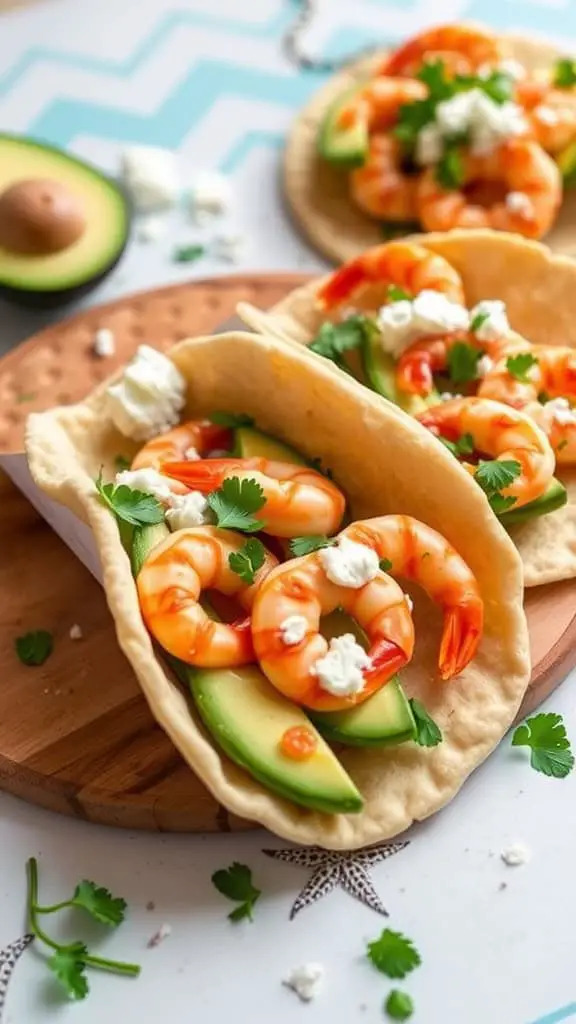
(0, 135, 129, 292)
(361, 330, 440, 414)
(498, 476, 568, 527)
(557, 140, 576, 184)
(318, 85, 369, 168)
(233, 425, 307, 465)
(310, 679, 416, 746)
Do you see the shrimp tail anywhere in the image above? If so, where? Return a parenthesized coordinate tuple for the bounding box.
(439, 600, 484, 679)
(365, 637, 412, 684)
(161, 458, 247, 492)
(316, 260, 366, 309)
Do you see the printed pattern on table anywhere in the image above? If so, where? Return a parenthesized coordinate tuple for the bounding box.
(0, 935, 33, 1023)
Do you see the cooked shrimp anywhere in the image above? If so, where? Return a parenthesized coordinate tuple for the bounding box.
(349, 134, 421, 222)
(161, 457, 346, 538)
(337, 76, 426, 134)
(136, 526, 278, 668)
(396, 329, 521, 396)
(478, 344, 576, 407)
(416, 138, 561, 240)
(251, 553, 415, 711)
(417, 397, 555, 509)
(378, 23, 503, 79)
(516, 77, 576, 154)
(316, 241, 465, 311)
(524, 398, 576, 465)
(131, 419, 231, 471)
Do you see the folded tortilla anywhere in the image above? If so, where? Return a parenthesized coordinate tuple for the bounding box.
(238, 230, 576, 588)
(26, 329, 529, 849)
(284, 35, 576, 263)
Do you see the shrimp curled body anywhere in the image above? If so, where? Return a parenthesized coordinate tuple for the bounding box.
(378, 23, 503, 79)
(131, 419, 231, 471)
(350, 135, 421, 222)
(136, 526, 278, 668)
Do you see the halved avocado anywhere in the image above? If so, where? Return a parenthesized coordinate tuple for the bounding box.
(0, 134, 131, 309)
(498, 476, 568, 528)
(361, 329, 440, 415)
(318, 85, 369, 168)
(557, 140, 576, 185)
(233, 425, 307, 465)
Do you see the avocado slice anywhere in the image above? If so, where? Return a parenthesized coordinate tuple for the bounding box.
(498, 476, 568, 527)
(318, 84, 369, 168)
(310, 678, 416, 747)
(233, 425, 307, 465)
(132, 522, 364, 815)
(557, 140, 576, 185)
(361, 330, 440, 415)
(0, 134, 131, 308)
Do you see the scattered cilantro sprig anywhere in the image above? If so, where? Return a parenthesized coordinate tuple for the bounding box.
(385, 990, 414, 1021)
(439, 432, 475, 458)
(474, 458, 521, 514)
(95, 470, 164, 526)
(367, 929, 421, 979)
(15, 630, 53, 666)
(172, 243, 205, 264)
(207, 477, 266, 532)
(447, 342, 482, 384)
(211, 862, 261, 922)
(512, 713, 574, 778)
(505, 352, 538, 383)
(26, 857, 139, 1001)
(228, 538, 266, 584)
(409, 699, 443, 747)
(210, 411, 254, 429)
(310, 314, 378, 371)
(553, 57, 576, 88)
(289, 535, 335, 556)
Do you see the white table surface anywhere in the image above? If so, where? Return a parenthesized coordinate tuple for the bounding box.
(1, 2, 576, 1022)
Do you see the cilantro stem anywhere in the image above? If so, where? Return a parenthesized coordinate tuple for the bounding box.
(82, 954, 140, 977)
(36, 899, 74, 915)
(27, 857, 63, 952)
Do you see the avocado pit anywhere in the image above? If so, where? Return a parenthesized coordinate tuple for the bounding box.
(0, 178, 86, 256)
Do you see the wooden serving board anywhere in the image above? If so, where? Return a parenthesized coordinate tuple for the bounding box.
(0, 274, 575, 833)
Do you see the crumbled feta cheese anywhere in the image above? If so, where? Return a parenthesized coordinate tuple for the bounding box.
(378, 290, 470, 358)
(212, 233, 245, 264)
(501, 843, 531, 866)
(147, 922, 172, 947)
(69, 624, 83, 641)
(104, 344, 186, 441)
(190, 172, 231, 221)
(540, 397, 576, 427)
(137, 216, 167, 243)
(313, 634, 371, 697)
(319, 536, 379, 588)
(279, 615, 308, 646)
(184, 446, 201, 461)
(439, 391, 463, 401)
(165, 491, 211, 530)
(497, 58, 526, 82)
(470, 299, 511, 342)
(477, 354, 494, 377)
(417, 89, 527, 164)
(93, 328, 115, 359)
(505, 191, 534, 219)
(120, 146, 179, 212)
(116, 467, 175, 505)
(284, 963, 324, 1003)
(535, 104, 559, 127)
(405, 594, 414, 613)
(415, 122, 443, 165)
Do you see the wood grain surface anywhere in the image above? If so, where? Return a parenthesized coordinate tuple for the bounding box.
(0, 273, 575, 833)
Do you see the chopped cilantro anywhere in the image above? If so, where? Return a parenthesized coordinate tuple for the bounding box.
(207, 477, 266, 533)
(512, 713, 574, 778)
(385, 990, 414, 1021)
(228, 538, 266, 584)
(367, 929, 421, 979)
(475, 458, 521, 496)
(436, 145, 465, 190)
(211, 862, 261, 922)
(15, 630, 53, 666)
(95, 470, 164, 526)
(310, 315, 377, 371)
(172, 244, 205, 264)
(439, 432, 475, 458)
(447, 342, 482, 384)
(379, 557, 393, 572)
(505, 352, 538, 383)
(387, 284, 412, 302)
(470, 310, 490, 333)
(409, 699, 443, 747)
(289, 535, 335, 557)
(553, 57, 576, 88)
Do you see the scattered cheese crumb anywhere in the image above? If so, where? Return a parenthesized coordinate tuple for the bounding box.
(535, 104, 559, 126)
(93, 328, 116, 359)
(313, 634, 371, 697)
(148, 922, 172, 947)
(279, 615, 308, 646)
(190, 172, 231, 221)
(165, 491, 211, 530)
(69, 624, 83, 641)
(120, 145, 180, 212)
(137, 217, 167, 243)
(319, 536, 379, 588)
(212, 233, 245, 264)
(501, 843, 531, 866)
(505, 191, 534, 219)
(283, 963, 324, 1002)
(477, 354, 494, 377)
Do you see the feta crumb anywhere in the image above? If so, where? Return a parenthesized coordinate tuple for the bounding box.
(69, 624, 83, 641)
(120, 146, 179, 212)
(283, 963, 324, 1002)
(165, 491, 211, 530)
(505, 191, 534, 219)
(93, 328, 115, 359)
(137, 216, 167, 243)
(212, 233, 245, 264)
(279, 615, 308, 646)
(184, 446, 201, 461)
(378, 290, 470, 358)
(535, 104, 559, 127)
(540, 396, 576, 427)
(319, 536, 379, 588)
(190, 172, 231, 221)
(439, 391, 463, 401)
(470, 299, 511, 342)
(405, 594, 414, 613)
(147, 922, 172, 947)
(501, 843, 531, 866)
(477, 354, 494, 377)
(415, 122, 443, 165)
(104, 344, 186, 441)
(313, 634, 371, 697)
(422, 88, 527, 161)
(116, 467, 175, 505)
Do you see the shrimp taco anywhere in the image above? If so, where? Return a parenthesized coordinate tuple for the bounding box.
(238, 231, 576, 588)
(26, 330, 529, 849)
(285, 22, 576, 262)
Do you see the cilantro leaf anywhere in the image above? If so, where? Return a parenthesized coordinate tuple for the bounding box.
(310, 315, 377, 370)
(470, 310, 489, 333)
(474, 459, 521, 499)
(367, 929, 421, 980)
(95, 471, 164, 527)
(480, 69, 514, 104)
(15, 629, 53, 666)
(553, 57, 576, 88)
(172, 244, 204, 264)
(409, 699, 443, 747)
(512, 713, 575, 778)
(447, 342, 482, 384)
(436, 146, 465, 190)
(387, 284, 412, 302)
(228, 538, 266, 585)
(289, 535, 335, 556)
(47, 943, 89, 1001)
(385, 990, 414, 1021)
(439, 432, 475, 458)
(211, 862, 261, 922)
(417, 59, 454, 99)
(114, 454, 131, 472)
(71, 880, 127, 927)
(505, 352, 538, 383)
(209, 411, 254, 429)
(379, 557, 393, 572)
(488, 492, 517, 514)
(206, 477, 266, 532)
